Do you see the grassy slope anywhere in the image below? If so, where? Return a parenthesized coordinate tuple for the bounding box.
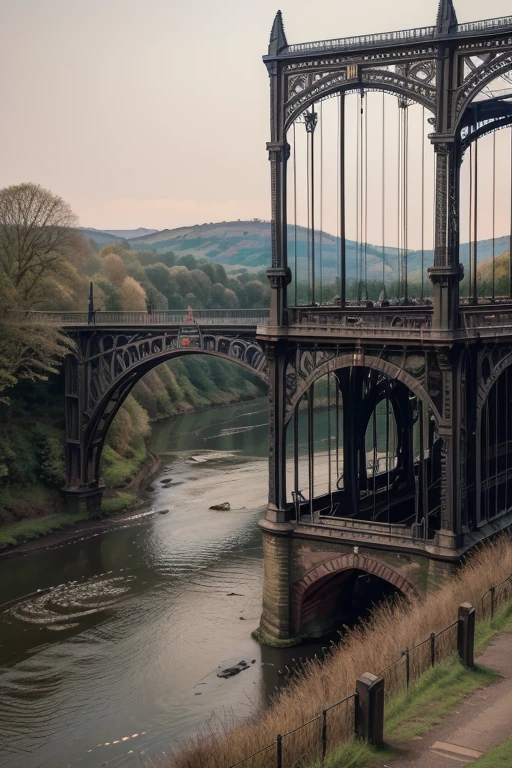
(164, 539, 512, 768)
(307, 605, 512, 768)
(473, 737, 512, 766)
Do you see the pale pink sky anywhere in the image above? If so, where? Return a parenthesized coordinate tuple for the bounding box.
(1, 0, 511, 244)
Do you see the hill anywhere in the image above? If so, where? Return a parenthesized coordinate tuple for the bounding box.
(129, 221, 511, 284)
(105, 228, 158, 240)
(79, 228, 125, 247)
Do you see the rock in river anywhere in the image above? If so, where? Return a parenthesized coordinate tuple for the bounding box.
(217, 660, 249, 679)
(209, 502, 230, 511)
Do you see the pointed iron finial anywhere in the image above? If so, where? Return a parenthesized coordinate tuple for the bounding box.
(268, 10, 288, 56)
(88, 281, 95, 324)
(435, 0, 458, 35)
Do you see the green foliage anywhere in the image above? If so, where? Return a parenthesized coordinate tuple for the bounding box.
(101, 492, 137, 515)
(307, 740, 392, 768)
(32, 423, 65, 487)
(385, 659, 499, 743)
(0, 510, 87, 549)
(101, 443, 147, 487)
(177, 254, 198, 270)
(96, 278, 122, 310)
(472, 737, 512, 766)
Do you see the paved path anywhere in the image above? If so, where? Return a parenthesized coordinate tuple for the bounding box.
(385, 632, 512, 766)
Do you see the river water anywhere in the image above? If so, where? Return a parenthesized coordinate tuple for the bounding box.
(0, 398, 334, 768)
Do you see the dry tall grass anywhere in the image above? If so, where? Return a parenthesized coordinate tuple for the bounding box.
(158, 536, 512, 768)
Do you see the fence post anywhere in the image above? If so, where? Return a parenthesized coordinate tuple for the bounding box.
(430, 632, 436, 667)
(457, 603, 476, 668)
(402, 648, 410, 689)
(321, 709, 327, 764)
(276, 734, 282, 768)
(490, 586, 496, 621)
(355, 673, 385, 748)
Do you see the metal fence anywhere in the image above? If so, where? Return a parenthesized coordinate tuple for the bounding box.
(225, 571, 512, 768)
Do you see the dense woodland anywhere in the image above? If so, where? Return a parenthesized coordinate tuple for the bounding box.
(0, 184, 268, 532)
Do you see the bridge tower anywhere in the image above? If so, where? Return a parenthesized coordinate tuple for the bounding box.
(257, 1, 512, 643)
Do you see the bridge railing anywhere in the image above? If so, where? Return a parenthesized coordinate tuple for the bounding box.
(23, 309, 270, 327)
(285, 25, 435, 54)
(282, 15, 512, 57)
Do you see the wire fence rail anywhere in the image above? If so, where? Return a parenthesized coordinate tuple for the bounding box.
(225, 572, 512, 768)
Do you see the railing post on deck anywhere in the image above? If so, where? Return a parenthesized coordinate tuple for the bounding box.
(457, 603, 476, 668)
(355, 673, 385, 748)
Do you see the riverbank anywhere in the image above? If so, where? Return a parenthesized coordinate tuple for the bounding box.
(0, 448, 162, 553)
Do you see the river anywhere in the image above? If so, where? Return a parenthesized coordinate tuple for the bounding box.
(0, 398, 337, 768)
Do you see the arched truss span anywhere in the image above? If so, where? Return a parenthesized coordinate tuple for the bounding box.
(284, 70, 435, 131)
(456, 51, 512, 133)
(284, 351, 440, 425)
(476, 351, 512, 415)
(291, 552, 420, 630)
(66, 329, 268, 488)
(461, 114, 512, 158)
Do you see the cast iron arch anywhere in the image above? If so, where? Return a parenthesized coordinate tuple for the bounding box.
(285, 352, 440, 426)
(456, 51, 512, 133)
(291, 552, 420, 630)
(284, 73, 435, 132)
(461, 115, 512, 158)
(72, 336, 268, 488)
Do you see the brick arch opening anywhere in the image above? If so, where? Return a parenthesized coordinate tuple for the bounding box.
(291, 553, 420, 634)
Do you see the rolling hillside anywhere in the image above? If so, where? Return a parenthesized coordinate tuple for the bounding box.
(81, 221, 511, 286)
(130, 221, 511, 283)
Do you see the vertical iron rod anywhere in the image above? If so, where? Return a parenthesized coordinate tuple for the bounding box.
(294, 402, 299, 521)
(364, 93, 369, 300)
(276, 734, 282, 768)
(473, 139, 478, 302)
(421, 107, 425, 301)
(468, 141, 473, 301)
(319, 101, 323, 304)
(495, 373, 499, 515)
(336, 375, 340, 485)
(403, 105, 409, 303)
(430, 632, 436, 668)
(510, 128, 512, 299)
(340, 95, 346, 308)
(308, 384, 315, 519)
(328, 371, 333, 512)
(311, 117, 316, 305)
(293, 122, 298, 307)
(373, 402, 377, 521)
(386, 394, 390, 524)
(492, 131, 496, 300)
(382, 93, 386, 299)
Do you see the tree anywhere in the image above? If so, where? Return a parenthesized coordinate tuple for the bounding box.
(0, 269, 72, 399)
(120, 276, 146, 310)
(0, 183, 78, 303)
(0, 184, 77, 399)
(177, 254, 197, 270)
(103, 253, 127, 287)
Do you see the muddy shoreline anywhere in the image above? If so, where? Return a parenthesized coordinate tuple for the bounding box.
(0, 449, 164, 559)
